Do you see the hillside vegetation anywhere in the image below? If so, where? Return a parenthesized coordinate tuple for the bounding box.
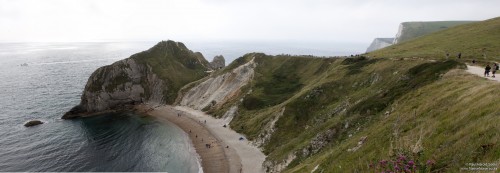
(198, 17, 500, 172)
(131, 41, 211, 103)
(369, 17, 500, 61)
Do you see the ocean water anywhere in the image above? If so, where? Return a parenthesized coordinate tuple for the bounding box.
(0, 42, 201, 172)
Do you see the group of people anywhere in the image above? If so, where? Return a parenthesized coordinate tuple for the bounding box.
(485, 63, 499, 78)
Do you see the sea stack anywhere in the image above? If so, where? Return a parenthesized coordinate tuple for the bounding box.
(210, 55, 225, 69)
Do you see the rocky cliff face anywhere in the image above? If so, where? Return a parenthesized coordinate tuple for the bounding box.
(63, 40, 211, 119)
(179, 57, 255, 110)
(210, 55, 225, 69)
(365, 38, 394, 53)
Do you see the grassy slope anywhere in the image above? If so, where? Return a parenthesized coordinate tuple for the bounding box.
(369, 17, 500, 61)
(131, 40, 211, 103)
(207, 17, 500, 173)
(395, 21, 476, 43)
(286, 70, 500, 173)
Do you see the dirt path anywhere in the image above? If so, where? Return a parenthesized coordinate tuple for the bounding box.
(466, 65, 500, 82)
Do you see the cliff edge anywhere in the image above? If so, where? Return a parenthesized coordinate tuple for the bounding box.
(63, 40, 211, 119)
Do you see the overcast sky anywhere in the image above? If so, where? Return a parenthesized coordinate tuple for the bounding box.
(1, 0, 499, 43)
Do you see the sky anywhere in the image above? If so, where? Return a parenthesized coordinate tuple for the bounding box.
(0, 0, 499, 43)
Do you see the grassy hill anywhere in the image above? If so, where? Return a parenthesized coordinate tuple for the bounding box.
(369, 17, 500, 61)
(394, 21, 476, 44)
(201, 53, 499, 172)
(131, 41, 212, 103)
(198, 17, 500, 172)
(64, 40, 212, 118)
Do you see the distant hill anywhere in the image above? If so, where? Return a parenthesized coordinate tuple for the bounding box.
(366, 21, 476, 53)
(393, 21, 477, 44)
(366, 38, 394, 53)
(369, 17, 500, 60)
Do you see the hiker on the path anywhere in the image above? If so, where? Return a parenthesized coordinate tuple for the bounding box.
(446, 53, 450, 59)
(472, 59, 476, 64)
(458, 53, 461, 59)
(492, 63, 498, 78)
(485, 64, 491, 77)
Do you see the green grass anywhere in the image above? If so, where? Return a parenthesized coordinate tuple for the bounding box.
(285, 70, 500, 172)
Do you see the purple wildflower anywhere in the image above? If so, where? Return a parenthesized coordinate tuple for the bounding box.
(426, 159, 435, 165)
(408, 160, 415, 167)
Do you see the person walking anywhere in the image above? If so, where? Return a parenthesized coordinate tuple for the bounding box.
(458, 52, 462, 59)
(484, 64, 491, 77)
(492, 63, 498, 78)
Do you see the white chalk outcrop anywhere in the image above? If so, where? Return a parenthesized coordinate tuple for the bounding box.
(180, 58, 256, 110)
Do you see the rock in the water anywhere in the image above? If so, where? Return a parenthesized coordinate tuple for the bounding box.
(24, 120, 43, 127)
(210, 55, 225, 69)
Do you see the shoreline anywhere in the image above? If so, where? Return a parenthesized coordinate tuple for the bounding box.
(136, 104, 265, 173)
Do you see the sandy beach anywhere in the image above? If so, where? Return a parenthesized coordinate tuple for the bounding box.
(136, 104, 265, 173)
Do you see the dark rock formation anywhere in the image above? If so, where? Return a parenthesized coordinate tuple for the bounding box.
(210, 55, 225, 69)
(24, 120, 43, 127)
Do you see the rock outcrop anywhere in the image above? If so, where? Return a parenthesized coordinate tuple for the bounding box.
(24, 120, 43, 127)
(210, 55, 225, 69)
(365, 38, 394, 53)
(63, 40, 211, 119)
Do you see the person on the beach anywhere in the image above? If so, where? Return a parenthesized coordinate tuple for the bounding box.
(485, 64, 491, 77)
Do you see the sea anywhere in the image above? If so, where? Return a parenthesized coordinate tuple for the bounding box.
(0, 41, 364, 172)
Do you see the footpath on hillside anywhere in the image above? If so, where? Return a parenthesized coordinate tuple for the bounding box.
(466, 65, 500, 82)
